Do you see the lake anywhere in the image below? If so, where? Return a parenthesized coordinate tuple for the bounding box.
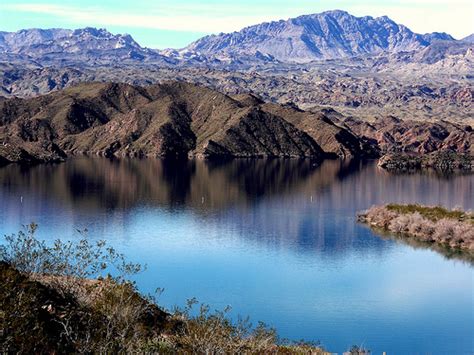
(0, 158, 472, 354)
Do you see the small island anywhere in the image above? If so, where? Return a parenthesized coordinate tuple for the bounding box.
(358, 204, 474, 255)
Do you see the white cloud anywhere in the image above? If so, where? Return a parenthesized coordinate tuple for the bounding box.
(4, 3, 281, 34)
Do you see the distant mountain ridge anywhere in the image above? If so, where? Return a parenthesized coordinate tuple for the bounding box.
(0, 10, 458, 65)
(0, 10, 471, 124)
(182, 10, 454, 62)
(0, 27, 170, 65)
(0, 27, 139, 53)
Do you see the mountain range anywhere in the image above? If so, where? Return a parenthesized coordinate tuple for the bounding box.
(0, 10, 470, 66)
(0, 27, 140, 52)
(0, 82, 470, 165)
(0, 9, 472, 163)
(0, 27, 169, 65)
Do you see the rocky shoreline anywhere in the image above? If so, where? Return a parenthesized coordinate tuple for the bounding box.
(358, 204, 474, 255)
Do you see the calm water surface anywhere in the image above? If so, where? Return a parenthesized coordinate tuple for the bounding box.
(0, 158, 472, 354)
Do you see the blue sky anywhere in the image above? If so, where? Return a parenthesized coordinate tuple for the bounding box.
(0, 0, 473, 48)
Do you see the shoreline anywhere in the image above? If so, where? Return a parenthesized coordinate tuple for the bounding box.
(1, 223, 367, 354)
(2, 151, 472, 177)
(377, 152, 473, 173)
(358, 204, 474, 260)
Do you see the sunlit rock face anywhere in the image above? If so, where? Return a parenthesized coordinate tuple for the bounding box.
(183, 10, 453, 63)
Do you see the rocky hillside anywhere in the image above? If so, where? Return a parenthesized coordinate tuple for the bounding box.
(1, 60, 472, 123)
(0, 82, 471, 165)
(342, 116, 472, 155)
(0, 82, 356, 163)
(182, 10, 453, 63)
(462, 34, 474, 43)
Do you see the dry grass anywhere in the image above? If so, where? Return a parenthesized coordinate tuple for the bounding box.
(358, 204, 474, 252)
(386, 204, 473, 223)
(1, 225, 331, 354)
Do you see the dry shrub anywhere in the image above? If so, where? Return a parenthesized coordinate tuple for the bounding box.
(359, 205, 397, 228)
(345, 345, 371, 354)
(360, 204, 474, 252)
(170, 299, 278, 353)
(432, 219, 456, 243)
(406, 213, 435, 240)
(0, 224, 166, 353)
(149, 298, 328, 354)
(389, 215, 410, 234)
(88, 279, 166, 353)
(1, 224, 329, 354)
(433, 219, 474, 248)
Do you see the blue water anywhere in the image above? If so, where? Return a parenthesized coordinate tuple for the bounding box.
(0, 158, 473, 354)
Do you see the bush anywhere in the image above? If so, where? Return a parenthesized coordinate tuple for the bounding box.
(0, 222, 141, 279)
(1, 224, 329, 354)
(169, 298, 277, 353)
(0, 224, 166, 353)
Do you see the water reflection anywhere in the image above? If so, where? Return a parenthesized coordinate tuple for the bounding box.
(0, 158, 471, 260)
(0, 158, 350, 211)
(0, 158, 472, 354)
(1, 158, 470, 212)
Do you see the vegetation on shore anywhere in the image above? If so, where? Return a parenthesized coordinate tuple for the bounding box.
(358, 204, 474, 257)
(377, 152, 473, 172)
(0, 223, 370, 354)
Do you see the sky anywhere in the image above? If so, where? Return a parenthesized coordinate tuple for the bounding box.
(0, 0, 473, 48)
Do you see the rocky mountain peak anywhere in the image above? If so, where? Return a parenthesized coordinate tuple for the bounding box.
(69, 27, 139, 46)
(422, 32, 455, 43)
(183, 11, 455, 63)
(72, 27, 112, 38)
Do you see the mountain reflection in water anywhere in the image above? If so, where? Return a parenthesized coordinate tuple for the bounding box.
(0, 158, 471, 258)
(0, 157, 473, 354)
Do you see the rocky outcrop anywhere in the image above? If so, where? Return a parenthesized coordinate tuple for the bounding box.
(343, 116, 473, 155)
